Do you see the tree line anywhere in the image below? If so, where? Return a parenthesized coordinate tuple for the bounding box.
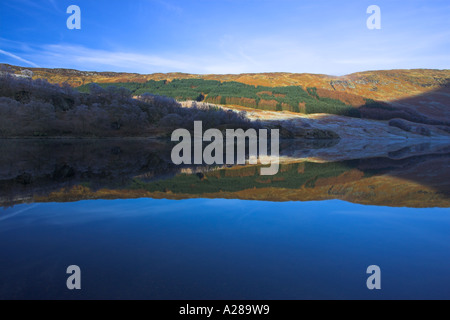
(78, 79, 446, 125)
(0, 73, 256, 138)
(78, 79, 362, 117)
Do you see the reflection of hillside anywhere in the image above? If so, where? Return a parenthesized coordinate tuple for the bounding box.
(0, 139, 448, 208)
(279, 139, 450, 162)
(0, 139, 210, 207)
(94, 153, 449, 207)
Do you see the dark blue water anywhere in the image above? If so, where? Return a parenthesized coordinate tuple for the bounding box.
(0, 198, 449, 299)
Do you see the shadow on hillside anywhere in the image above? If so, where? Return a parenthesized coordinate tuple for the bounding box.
(257, 79, 450, 136)
(381, 80, 450, 123)
(354, 79, 450, 125)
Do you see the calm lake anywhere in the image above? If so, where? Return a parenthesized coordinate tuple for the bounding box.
(0, 139, 449, 299)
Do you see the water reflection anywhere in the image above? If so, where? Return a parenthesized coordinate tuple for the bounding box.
(0, 199, 449, 299)
(0, 138, 449, 208)
(1, 139, 449, 300)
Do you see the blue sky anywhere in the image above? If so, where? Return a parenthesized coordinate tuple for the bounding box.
(0, 0, 449, 75)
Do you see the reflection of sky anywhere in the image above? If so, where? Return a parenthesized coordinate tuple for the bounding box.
(0, 198, 449, 299)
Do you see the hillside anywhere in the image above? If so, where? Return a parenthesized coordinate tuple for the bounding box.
(3, 64, 449, 123)
(78, 78, 363, 117)
(0, 73, 256, 138)
(4, 65, 449, 101)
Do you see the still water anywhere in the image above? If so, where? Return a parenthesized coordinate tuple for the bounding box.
(0, 139, 449, 299)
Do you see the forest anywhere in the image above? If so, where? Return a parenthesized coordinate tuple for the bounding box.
(0, 73, 257, 137)
(78, 79, 446, 125)
(77, 79, 362, 117)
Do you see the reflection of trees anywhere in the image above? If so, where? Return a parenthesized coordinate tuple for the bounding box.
(0, 140, 449, 208)
(0, 140, 176, 206)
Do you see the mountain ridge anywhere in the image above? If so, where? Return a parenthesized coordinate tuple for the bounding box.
(3, 63, 449, 100)
(2, 64, 449, 123)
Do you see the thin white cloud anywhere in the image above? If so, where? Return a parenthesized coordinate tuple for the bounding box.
(0, 49, 40, 67)
(34, 41, 324, 75)
(1, 26, 449, 76)
(39, 44, 194, 72)
(155, 0, 183, 15)
(5, 0, 60, 13)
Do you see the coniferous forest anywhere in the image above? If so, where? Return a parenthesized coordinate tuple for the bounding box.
(78, 79, 363, 117)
